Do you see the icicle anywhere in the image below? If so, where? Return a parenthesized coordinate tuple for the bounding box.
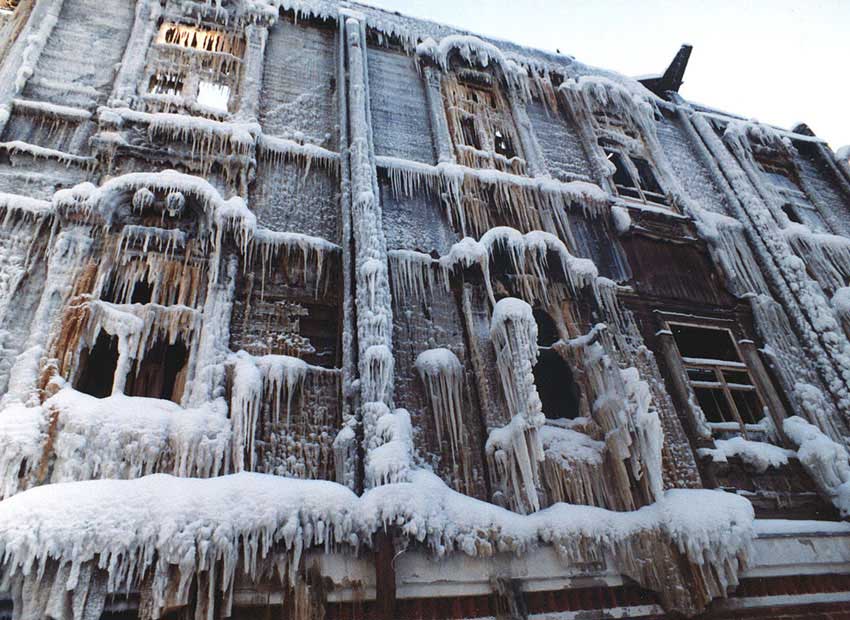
(415, 348, 465, 465)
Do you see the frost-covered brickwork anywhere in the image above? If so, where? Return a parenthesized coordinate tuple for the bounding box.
(0, 0, 848, 618)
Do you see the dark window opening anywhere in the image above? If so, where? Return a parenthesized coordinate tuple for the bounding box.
(130, 279, 154, 305)
(148, 71, 184, 97)
(533, 308, 559, 347)
(460, 116, 480, 150)
(494, 129, 516, 159)
(126, 338, 189, 403)
(534, 349, 582, 420)
(670, 323, 739, 362)
(75, 333, 120, 398)
(781, 203, 803, 224)
(631, 156, 665, 197)
(670, 323, 766, 430)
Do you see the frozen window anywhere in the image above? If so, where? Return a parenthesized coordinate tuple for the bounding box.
(669, 323, 766, 431)
(600, 140, 670, 207)
(143, 22, 244, 114)
(75, 333, 119, 398)
(443, 76, 525, 173)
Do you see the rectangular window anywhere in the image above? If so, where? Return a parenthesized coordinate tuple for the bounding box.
(143, 22, 244, 115)
(443, 75, 525, 173)
(599, 139, 670, 207)
(669, 322, 767, 432)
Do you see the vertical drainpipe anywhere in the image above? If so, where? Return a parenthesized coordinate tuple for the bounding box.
(342, 17, 399, 618)
(342, 15, 396, 466)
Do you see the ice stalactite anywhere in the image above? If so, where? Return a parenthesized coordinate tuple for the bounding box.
(230, 351, 308, 471)
(539, 424, 608, 507)
(486, 298, 545, 513)
(784, 415, 850, 516)
(695, 213, 771, 297)
(387, 249, 449, 301)
(245, 229, 340, 297)
(557, 324, 664, 510)
(0, 464, 754, 618)
(415, 348, 465, 465)
(784, 223, 850, 293)
(376, 155, 609, 240)
(3, 230, 92, 407)
(257, 134, 340, 176)
(439, 227, 599, 306)
(100, 107, 259, 174)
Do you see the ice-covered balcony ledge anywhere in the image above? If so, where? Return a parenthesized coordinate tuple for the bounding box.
(257, 134, 340, 174)
(0, 140, 96, 168)
(375, 155, 609, 212)
(0, 190, 53, 224)
(0, 468, 754, 616)
(10, 98, 92, 123)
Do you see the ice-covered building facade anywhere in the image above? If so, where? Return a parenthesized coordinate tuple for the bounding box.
(2, 0, 850, 618)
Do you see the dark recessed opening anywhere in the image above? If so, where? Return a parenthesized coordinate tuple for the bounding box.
(130, 279, 154, 304)
(460, 116, 480, 150)
(670, 324, 738, 361)
(75, 332, 120, 398)
(494, 129, 516, 159)
(126, 338, 189, 403)
(534, 348, 582, 420)
(533, 308, 559, 347)
(781, 203, 803, 225)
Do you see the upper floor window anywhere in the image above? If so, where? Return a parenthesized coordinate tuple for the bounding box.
(443, 74, 525, 174)
(669, 322, 766, 434)
(756, 157, 828, 233)
(143, 22, 245, 114)
(0, 0, 20, 14)
(599, 138, 669, 207)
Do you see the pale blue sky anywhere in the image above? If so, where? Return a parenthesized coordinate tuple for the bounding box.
(360, 0, 850, 150)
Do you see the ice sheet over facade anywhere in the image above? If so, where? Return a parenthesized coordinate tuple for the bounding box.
(0, 1, 849, 619)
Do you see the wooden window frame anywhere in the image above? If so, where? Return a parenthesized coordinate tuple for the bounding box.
(665, 320, 770, 436)
(597, 137, 671, 209)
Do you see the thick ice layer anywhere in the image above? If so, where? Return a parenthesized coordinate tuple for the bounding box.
(230, 352, 309, 471)
(783, 416, 850, 516)
(0, 468, 754, 618)
(0, 387, 230, 500)
(700, 437, 794, 474)
(415, 348, 465, 465)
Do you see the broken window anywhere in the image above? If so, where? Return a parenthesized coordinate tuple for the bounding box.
(75, 333, 120, 398)
(669, 323, 766, 432)
(599, 139, 670, 207)
(126, 337, 189, 403)
(143, 22, 245, 114)
(757, 158, 828, 232)
(443, 75, 525, 173)
(532, 309, 582, 420)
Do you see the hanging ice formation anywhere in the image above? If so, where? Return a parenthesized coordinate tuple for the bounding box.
(486, 298, 546, 513)
(415, 348, 465, 465)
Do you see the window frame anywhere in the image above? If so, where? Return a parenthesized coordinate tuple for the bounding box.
(756, 156, 828, 232)
(597, 137, 671, 209)
(666, 320, 769, 436)
(142, 21, 245, 116)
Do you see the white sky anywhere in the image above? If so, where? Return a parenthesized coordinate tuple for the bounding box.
(358, 0, 850, 150)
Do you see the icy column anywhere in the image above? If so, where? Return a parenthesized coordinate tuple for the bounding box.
(108, 0, 162, 107)
(344, 17, 408, 486)
(415, 348, 465, 465)
(486, 297, 545, 513)
(233, 24, 269, 122)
